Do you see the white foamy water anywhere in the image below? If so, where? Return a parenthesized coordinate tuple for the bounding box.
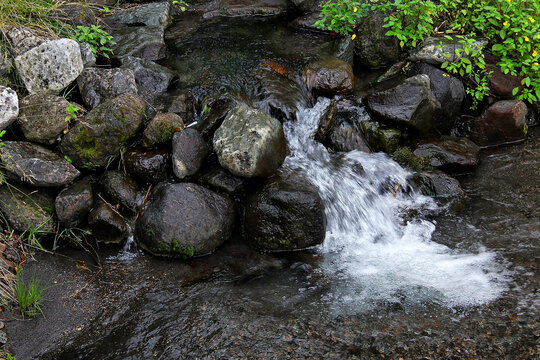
(283, 98, 507, 310)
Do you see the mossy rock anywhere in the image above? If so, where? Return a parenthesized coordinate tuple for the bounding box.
(0, 185, 55, 233)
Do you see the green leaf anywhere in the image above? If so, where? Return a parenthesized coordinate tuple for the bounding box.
(512, 87, 519, 96)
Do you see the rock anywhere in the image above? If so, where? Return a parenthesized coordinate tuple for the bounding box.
(125, 149, 171, 183)
(412, 63, 465, 134)
(119, 56, 176, 100)
(409, 37, 488, 65)
(213, 105, 287, 178)
(5, 26, 53, 57)
(166, 91, 195, 123)
(197, 94, 242, 137)
(15, 39, 84, 95)
(318, 38, 355, 67)
(77, 68, 138, 109)
(16, 94, 70, 144)
(55, 179, 94, 227)
(289, 13, 322, 32)
(0, 185, 55, 233)
(413, 137, 480, 171)
(53, 4, 96, 27)
(290, 0, 320, 13)
(314, 99, 337, 142)
(323, 99, 371, 153)
(202, 0, 289, 18)
(304, 58, 354, 95)
(101, 170, 140, 212)
(79, 42, 97, 68)
(172, 129, 208, 180)
(366, 74, 440, 132)
(410, 170, 465, 198)
(135, 183, 235, 257)
(88, 200, 130, 244)
(471, 100, 527, 146)
(111, 26, 166, 61)
(254, 66, 312, 122)
(0, 141, 80, 187)
(486, 65, 523, 100)
(242, 171, 326, 251)
(360, 120, 401, 153)
(201, 166, 245, 194)
(0, 50, 13, 77)
(0, 86, 18, 130)
(105, 2, 171, 28)
(60, 94, 146, 170)
(354, 12, 401, 69)
(142, 112, 184, 148)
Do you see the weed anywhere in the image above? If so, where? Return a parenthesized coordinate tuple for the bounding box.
(393, 147, 432, 172)
(23, 217, 52, 250)
(72, 25, 116, 59)
(64, 103, 80, 123)
(16, 268, 45, 318)
(172, 0, 188, 12)
(0, 350, 16, 360)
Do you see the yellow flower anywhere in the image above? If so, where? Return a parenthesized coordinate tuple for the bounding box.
(481, 54, 485, 58)
(524, 36, 530, 42)
(353, 7, 357, 12)
(503, 21, 509, 26)
(533, 50, 539, 57)
(351, 34, 357, 40)
(427, 10, 431, 15)
(534, 62, 539, 66)
(537, 34, 540, 39)
(529, 18, 535, 23)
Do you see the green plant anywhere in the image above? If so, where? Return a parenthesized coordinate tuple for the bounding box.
(24, 218, 52, 250)
(393, 147, 431, 172)
(0, 350, 16, 360)
(64, 103, 80, 123)
(0, 130, 6, 147)
(172, 0, 188, 12)
(72, 25, 116, 59)
(16, 268, 45, 318)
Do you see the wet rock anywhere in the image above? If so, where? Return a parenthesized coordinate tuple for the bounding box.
(0, 185, 55, 233)
(119, 56, 176, 100)
(289, 13, 321, 32)
(471, 100, 528, 147)
(172, 129, 208, 180)
(142, 112, 184, 148)
(105, 2, 171, 28)
(135, 182, 235, 257)
(53, 4, 96, 27)
(314, 99, 337, 142)
(360, 120, 401, 153)
(366, 74, 440, 132)
(409, 37, 488, 65)
(255, 66, 312, 122)
(354, 12, 401, 69)
(318, 38, 354, 67)
(77, 68, 138, 109)
(410, 170, 465, 198)
(289, 0, 320, 13)
(213, 105, 287, 178)
(0, 86, 18, 130)
(78, 42, 96, 68)
(412, 63, 465, 134)
(88, 200, 130, 244)
(111, 26, 166, 61)
(55, 179, 94, 227)
(323, 99, 371, 153)
(242, 171, 326, 251)
(304, 58, 354, 95)
(15, 39, 84, 95)
(5, 26, 52, 57)
(201, 166, 245, 194)
(125, 149, 171, 183)
(202, 0, 289, 18)
(413, 137, 480, 171)
(197, 94, 242, 137)
(60, 94, 146, 170)
(16, 94, 70, 144)
(166, 91, 195, 123)
(0, 141, 80, 187)
(486, 65, 523, 100)
(101, 170, 140, 212)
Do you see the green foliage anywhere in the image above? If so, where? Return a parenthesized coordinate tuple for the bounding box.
(64, 102, 80, 123)
(0, 130, 6, 147)
(172, 0, 188, 12)
(24, 218, 51, 250)
(393, 147, 431, 172)
(316, 0, 540, 105)
(72, 25, 116, 59)
(16, 268, 45, 318)
(0, 350, 16, 360)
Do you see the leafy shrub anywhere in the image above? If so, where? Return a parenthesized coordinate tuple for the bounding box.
(72, 25, 116, 59)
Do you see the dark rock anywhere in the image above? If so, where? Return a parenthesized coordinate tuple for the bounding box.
(125, 149, 171, 183)
(410, 170, 465, 198)
(354, 12, 401, 69)
(105, 2, 171, 28)
(172, 129, 208, 180)
(304, 58, 354, 95)
(100, 170, 141, 212)
(486, 65, 523, 100)
(60, 94, 146, 170)
(213, 105, 287, 178)
(202, 0, 289, 18)
(319, 38, 354, 67)
(0, 141, 80, 187)
(360, 120, 401, 153)
(197, 94, 242, 137)
(111, 26, 166, 61)
(413, 137, 480, 171)
(289, 13, 321, 32)
(366, 74, 440, 132)
(0, 185, 55, 233)
(53, 4, 96, 27)
(142, 112, 184, 148)
(119, 56, 176, 101)
(323, 99, 371, 153)
(289, 0, 320, 13)
(135, 182, 235, 257)
(201, 166, 245, 194)
(5, 26, 53, 57)
(242, 171, 326, 251)
(409, 37, 488, 65)
(55, 179, 94, 227)
(471, 100, 527, 146)
(314, 99, 337, 142)
(16, 94, 71, 144)
(77, 68, 138, 109)
(88, 200, 130, 244)
(0, 86, 18, 130)
(166, 91, 195, 123)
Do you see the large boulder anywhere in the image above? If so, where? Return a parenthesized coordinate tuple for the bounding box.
(213, 105, 287, 178)
(142, 112, 184, 148)
(366, 74, 440, 132)
(119, 56, 176, 100)
(55, 179, 94, 228)
(0, 86, 18, 130)
(408, 37, 488, 65)
(304, 58, 354, 95)
(105, 2, 171, 28)
(16, 94, 71, 144)
(111, 26, 166, 61)
(471, 100, 527, 146)
(15, 39, 84, 95)
(60, 94, 146, 170)
(0, 185, 55, 233)
(135, 183, 235, 258)
(172, 129, 208, 180)
(413, 137, 480, 172)
(486, 65, 523, 100)
(77, 68, 138, 109)
(125, 149, 171, 183)
(354, 12, 401, 69)
(100, 170, 141, 212)
(0, 141, 80, 187)
(242, 171, 326, 251)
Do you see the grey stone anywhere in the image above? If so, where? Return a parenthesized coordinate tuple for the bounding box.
(172, 129, 208, 180)
(125, 149, 171, 183)
(202, 0, 289, 18)
(53, 4, 96, 27)
(0, 185, 55, 233)
(111, 26, 166, 61)
(79, 42, 96, 67)
(101, 170, 141, 212)
(77, 67, 138, 109)
(105, 2, 171, 28)
(304, 58, 354, 95)
(409, 37, 488, 65)
(142, 112, 184, 148)
(213, 105, 287, 178)
(410, 170, 465, 198)
(0, 86, 18, 130)
(55, 179, 94, 227)
(354, 12, 401, 69)
(413, 137, 480, 172)
(201, 166, 245, 194)
(119, 56, 176, 99)
(360, 120, 401, 154)
(5, 26, 52, 57)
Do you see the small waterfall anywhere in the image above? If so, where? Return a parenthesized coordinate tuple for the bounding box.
(283, 98, 507, 311)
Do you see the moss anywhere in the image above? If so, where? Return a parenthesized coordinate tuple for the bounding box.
(72, 127, 102, 162)
(145, 227, 155, 239)
(393, 147, 432, 172)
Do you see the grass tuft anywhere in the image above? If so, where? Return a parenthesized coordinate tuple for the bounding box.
(16, 268, 45, 318)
